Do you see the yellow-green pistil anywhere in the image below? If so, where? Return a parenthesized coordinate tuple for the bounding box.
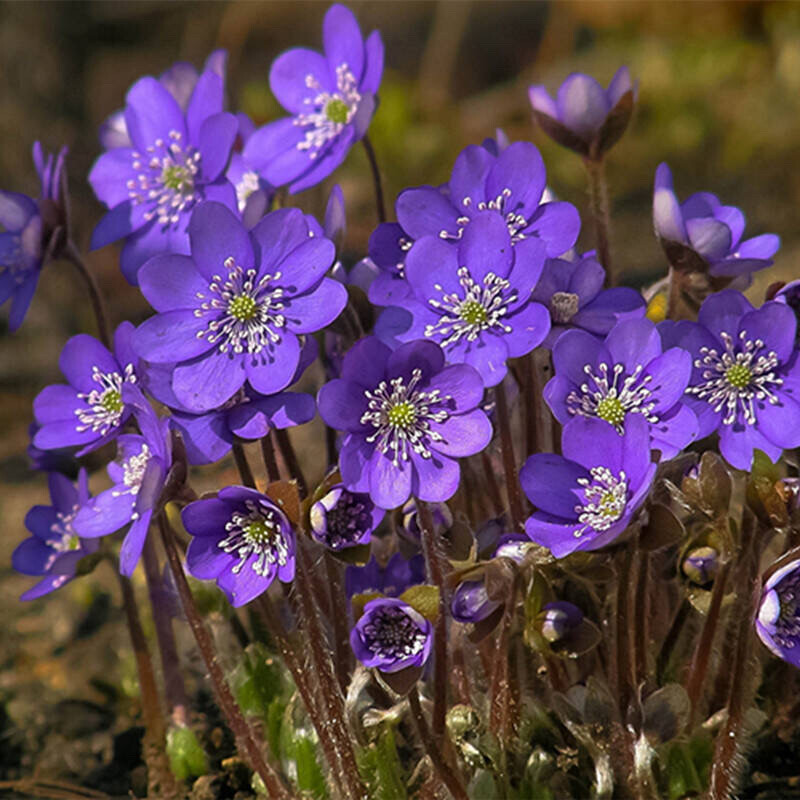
(459, 299, 489, 327)
(101, 389, 124, 415)
(387, 401, 417, 428)
(595, 395, 625, 427)
(228, 294, 258, 322)
(725, 363, 752, 390)
(245, 519, 272, 545)
(325, 98, 349, 124)
(161, 163, 193, 193)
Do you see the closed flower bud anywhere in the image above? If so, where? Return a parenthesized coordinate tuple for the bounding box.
(540, 601, 583, 643)
(682, 546, 719, 585)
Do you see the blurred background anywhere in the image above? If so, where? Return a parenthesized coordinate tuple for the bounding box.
(1, 0, 799, 792)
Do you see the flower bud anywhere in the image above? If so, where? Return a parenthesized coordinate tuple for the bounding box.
(540, 601, 584, 643)
(682, 546, 719, 586)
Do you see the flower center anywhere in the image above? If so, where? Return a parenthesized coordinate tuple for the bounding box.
(566, 362, 656, 433)
(439, 189, 531, 244)
(424, 267, 516, 348)
(235, 170, 261, 212)
(128, 130, 200, 228)
(295, 64, 362, 159)
(549, 291, 580, 324)
(194, 257, 286, 355)
(314, 491, 373, 550)
(574, 466, 628, 538)
(219, 499, 290, 577)
(768, 573, 800, 649)
(361, 368, 452, 466)
(45, 505, 81, 569)
(74, 364, 136, 436)
(687, 330, 783, 425)
(363, 605, 427, 661)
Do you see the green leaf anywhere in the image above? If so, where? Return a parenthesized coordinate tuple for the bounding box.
(357, 726, 407, 800)
(232, 643, 286, 722)
(295, 735, 328, 798)
(399, 584, 440, 622)
(166, 725, 209, 781)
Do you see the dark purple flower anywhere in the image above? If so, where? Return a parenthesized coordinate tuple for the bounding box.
(12, 470, 99, 601)
(0, 142, 67, 330)
(27, 422, 79, 477)
(395, 141, 579, 260)
(529, 67, 637, 159)
(659, 290, 800, 470)
(350, 596, 432, 673)
(227, 113, 275, 229)
(366, 221, 415, 307)
(182, 486, 295, 607)
(132, 202, 344, 413)
(376, 214, 551, 386)
(243, 4, 384, 194)
(33, 322, 139, 456)
(545, 317, 697, 459)
(318, 337, 492, 509)
(140, 338, 318, 465)
(653, 163, 779, 279)
(451, 580, 498, 624)
(531, 250, 645, 348)
(520, 414, 656, 558)
(345, 552, 425, 599)
(539, 601, 584, 642)
(73, 389, 172, 576)
(89, 50, 239, 284)
(775, 280, 800, 344)
(310, 484, 384, 550)
(756, 557, 800, 668)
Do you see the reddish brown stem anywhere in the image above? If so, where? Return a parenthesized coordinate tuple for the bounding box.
(63, 240, 112, 349)
(274, 428, 308, 499)
(494, 381, 525, 531)
(232, 442, 257, 489)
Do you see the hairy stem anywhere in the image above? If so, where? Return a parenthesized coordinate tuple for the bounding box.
(260, 434, 281, 484)
(495, 381, 525, 532)
(584, 157, 614, 285)
(158, 515, 291, 799)
(63, 240, 111, 349)
(274, 428, 308, 499)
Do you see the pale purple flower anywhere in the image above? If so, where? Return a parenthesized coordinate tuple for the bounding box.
(659, 290, 800, 470)
(309, 484, 384, 550)
(317, 337, 492, 509)
(243, 4, 384, 194)
(520, 415, 656, 558)
(132, 202, 344, 413)
(756, 558, 800, 668)
(89, 51, 239, 284)
(12, 470, 99, 600)
(182, 486, 295, 607)
(529, 67, 637, 159)
(653, 163, 779, 279)
(350, 597, 432, 673)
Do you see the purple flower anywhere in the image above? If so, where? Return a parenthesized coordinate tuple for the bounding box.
(73, 390, 172, 576)
(659, 290, 800, 470)
(756, 557, 800, 668)
(376, 214, 551, 386)
(345, 552, 425, 599)
(33, 322, 139, 456)
(89, 51, 239, 284)
(395, 141, 579, 259)
(399, 498, 452, 544)
(529, 67, 637, 159)
(775, 280, 800, 344)
(682, 546, 719, 585)
(350, 597, 432, 673)
(653, 163, 779, 279)
(132, 202, 345, 413)
(317, 337, 492, 509)
(544, 318, 698, 459)
(1, 142, 68, 330)
(182, 486, 295, 607)
(243, 4, 384, 194)
(227, 113, 275, 229)
(531, 250, 645, 348)
(520, 414, 657, 558)
(540, 601, 584, 643)
(140, 339, 318, 465)
(310, 484, 384, 550)
(12, 470, 99, 601)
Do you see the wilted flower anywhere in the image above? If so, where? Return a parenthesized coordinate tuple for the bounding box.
(73, 391, 172, 576)
(0, 142, 68, 330)
(12, 470, 99, 600)
(310, 484, 384, 550)
(531, 250, 645, 349)
(653, 163, 779, 279)
(350, 597, 432, 673)
(520, 415, 656, 558)
(375, 213, 550, 387)
(243, 4, 383, 194)
(89, 51, 238, 284)
(660, 290, 800, 470)
(182, 486, 296, 607)
(529, 67, 637, 160)
(317, 337, 492, 509)
(545, 317, 697, 459)
(33, 322, 139, 456)
(756, 557, 800, 668)
(132, 202, 344, 413)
